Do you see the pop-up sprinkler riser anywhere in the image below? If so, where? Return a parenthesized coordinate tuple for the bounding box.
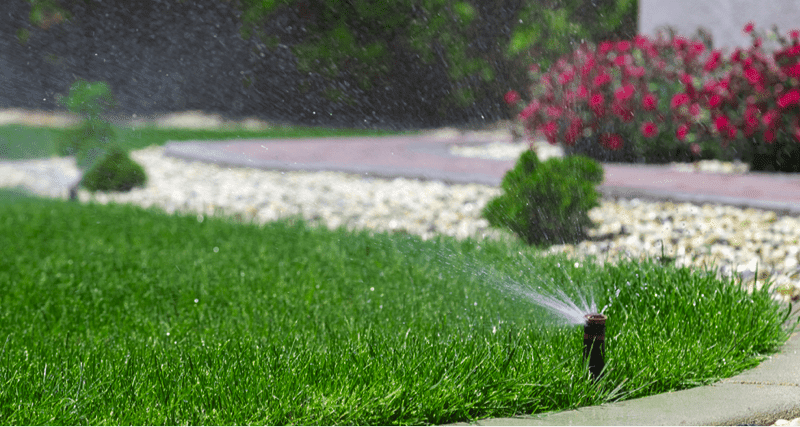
(583, 313, 606, 380)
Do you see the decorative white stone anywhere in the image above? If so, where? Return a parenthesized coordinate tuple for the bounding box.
(4, 145, 800, 302)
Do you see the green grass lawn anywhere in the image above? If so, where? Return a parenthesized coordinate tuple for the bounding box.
(0, 189, 792, 425)
(0, 122, 419, 161)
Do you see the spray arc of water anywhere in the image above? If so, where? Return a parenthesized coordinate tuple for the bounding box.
(515, 286, 598, 325)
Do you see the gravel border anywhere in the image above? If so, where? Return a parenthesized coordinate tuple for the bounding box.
(2, 143, 799, 304)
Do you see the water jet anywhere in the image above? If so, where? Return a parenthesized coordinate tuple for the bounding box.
(583, 313, 606, 380)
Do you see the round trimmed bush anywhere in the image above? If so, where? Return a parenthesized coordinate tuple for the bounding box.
(482, 150, 603, 246)
(80, 144, 147, 193)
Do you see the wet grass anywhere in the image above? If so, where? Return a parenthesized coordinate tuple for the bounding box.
(0, 189, 792, 425)
(0, 122, 418, 161)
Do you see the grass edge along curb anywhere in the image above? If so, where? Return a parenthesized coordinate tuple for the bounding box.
(0, 190, 792, 425)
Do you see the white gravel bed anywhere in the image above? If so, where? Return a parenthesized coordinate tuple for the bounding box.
(1, 145, 799, 302)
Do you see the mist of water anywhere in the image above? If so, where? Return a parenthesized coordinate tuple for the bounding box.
(433, 244, 603, 326)
(491, 277, 598, 325)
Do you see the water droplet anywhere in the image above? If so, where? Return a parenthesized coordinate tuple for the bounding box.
(194, 299, 199, 303)
(166, 332, 170, 336)
(213, 247, 219, 253)
(370, 287, 374, 291)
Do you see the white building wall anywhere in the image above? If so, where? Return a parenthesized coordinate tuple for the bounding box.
(639, 0, 800, 51)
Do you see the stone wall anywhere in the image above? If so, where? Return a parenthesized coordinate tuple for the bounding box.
(639, 0, 800, 50)
(0, 0, 513, 130)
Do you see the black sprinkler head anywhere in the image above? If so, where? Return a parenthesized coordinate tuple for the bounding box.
(583, 313, 607, 380)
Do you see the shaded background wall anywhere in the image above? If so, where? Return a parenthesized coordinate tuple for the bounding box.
(639, 0, 800, 50)
(1, 0, 637, 130)
(0, 0, 519, 130)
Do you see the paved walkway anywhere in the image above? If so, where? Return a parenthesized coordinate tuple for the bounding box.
(164, 132, 800, 215)
(163, 132, 800, 425)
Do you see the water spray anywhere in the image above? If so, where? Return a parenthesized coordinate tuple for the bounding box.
(583, 313, 606, 380)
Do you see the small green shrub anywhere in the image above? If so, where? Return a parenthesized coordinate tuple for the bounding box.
(56, 79, 118, 166)
(483, 150, 603, 246)
(57, 118, 116, 168)
(80, 144, 147, 193)
(56, 79, 147, 193)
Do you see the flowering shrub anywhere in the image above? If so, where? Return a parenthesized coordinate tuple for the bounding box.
(507, 23, 800, 171)
(677, 24, 800, 171)
(506, 31, 720, 163)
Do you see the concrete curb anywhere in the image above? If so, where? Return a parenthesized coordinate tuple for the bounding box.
(456, 329, 800, 426)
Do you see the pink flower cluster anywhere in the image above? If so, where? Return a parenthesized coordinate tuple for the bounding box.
(682, 25, 800, 147)
(504, 23, 800, 162)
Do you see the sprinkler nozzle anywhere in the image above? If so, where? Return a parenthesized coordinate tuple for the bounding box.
(583, 313, 606, 380)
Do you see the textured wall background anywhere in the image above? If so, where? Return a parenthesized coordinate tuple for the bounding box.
(1, 0, 515, 130)
(639, 0, 800, 50)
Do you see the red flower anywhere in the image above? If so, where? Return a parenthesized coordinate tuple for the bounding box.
(744, 105, 760, 135)
(504, 90, 521, 105)
(590, 93, 605, 116)
(689, 41, 705, 57)
(681, 73, 693, 86)
(634, 35, 650, 50)
(642, 93, 658, 111)
(546, 106, 562, 118)
(791, 30, 800, 40)
(640, 121, 658, 138)
(745, 67, 763, 86)
(564, 117, 583, 145)
(614, 84, 635, 102)
(775, 45, 800, 61)
(558, 70, 575, 85)
(671, 93, 690, 109)
(627, 66, 645, 78)
(777, 89, 800, 108)
(616, 41, 632, 53)
(676, 124, 690, 141)
(715, 115, 731, 133)
(781, 62, 800, 78)
(581, 57, 595, 76)
(518, 101, 540, 121)
(763, 110, 781, 128)
(689, 103, 701, 116)
(542, 121, 559, 144)
(743, 22, 754, 34)
(612, 102, 633, 122)
(576, 85, 589, 98)
(598, 41, 614, 55)
(593, 73, 612, 86)
(672, 36, 688, 51)
(708, 94, 722, 108)
(600, 133, 623, 150)
(764, 129, 776, 143)
(704, 50, 722, 72)
(691, 143, 701, 156)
